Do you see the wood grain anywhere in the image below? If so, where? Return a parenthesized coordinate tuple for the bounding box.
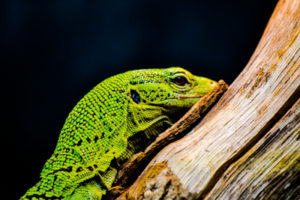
(112, 0, 300, 199)
(205, 98, 300, 199)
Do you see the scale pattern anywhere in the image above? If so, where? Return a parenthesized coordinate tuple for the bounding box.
(21, 67, 217, 200)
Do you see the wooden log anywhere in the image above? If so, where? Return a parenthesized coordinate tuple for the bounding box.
(205, 96, 300, 199)
(113, 0, 300, 199)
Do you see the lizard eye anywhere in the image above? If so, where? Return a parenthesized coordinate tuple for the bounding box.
(171, 76, 189, 86)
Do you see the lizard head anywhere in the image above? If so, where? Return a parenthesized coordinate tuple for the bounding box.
(126, 67, 217, 132)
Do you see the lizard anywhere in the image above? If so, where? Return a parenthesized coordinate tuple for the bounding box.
(21, 67, 217, 200)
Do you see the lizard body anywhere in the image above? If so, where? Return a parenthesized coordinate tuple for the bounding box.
(21, 67, 217, 200)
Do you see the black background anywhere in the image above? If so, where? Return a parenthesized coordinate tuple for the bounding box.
(3, 0, 277, 198)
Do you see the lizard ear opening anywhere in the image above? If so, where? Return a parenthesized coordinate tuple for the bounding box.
(130, 89, 141, 104)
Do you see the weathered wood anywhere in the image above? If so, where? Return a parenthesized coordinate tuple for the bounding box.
(205, 98, 300, 199)
(113, 0, 300, 199)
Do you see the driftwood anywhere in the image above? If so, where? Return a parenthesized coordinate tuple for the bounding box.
(109, 0, 300, 199)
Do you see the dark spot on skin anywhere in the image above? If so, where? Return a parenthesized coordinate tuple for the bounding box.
(111, 113, 116, 116)
(138, 120, 142, 123)
(105, 150, 109, 153)
(108, 136, 112, 139)
(86, 138, 91, 143)
(76, 167, 83, 172)
(143, 99, 146, 103)
(119, 90, 125, 93)
(94, 136, 99, 143)
(65, 166, 73, 172)
(139, 80, 145, 84)
(49, 166, 73, 175)
(24, 194, 62, 200)
(88, 166, 94, 171)
(130, 89, 141, 104)
(101, 132, 105, 139)
(116, 99, 120, 103)
(109, 128, 112, 132)
(77, 140, 82, 146)
(94, 164, 98, 168)
(103, 122, 106, 125)
(53, 175, 57, 184)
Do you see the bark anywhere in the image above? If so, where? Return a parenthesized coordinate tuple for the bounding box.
(111, 0, 300, 199)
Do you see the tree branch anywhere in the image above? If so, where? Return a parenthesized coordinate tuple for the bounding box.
(110, 0, 300, 199)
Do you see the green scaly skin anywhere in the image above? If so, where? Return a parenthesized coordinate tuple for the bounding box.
(21, 67, 217, 200)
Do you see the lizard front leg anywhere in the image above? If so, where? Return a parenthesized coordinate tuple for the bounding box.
(68, 180, 106, 200)
(69, 166, 117, 200)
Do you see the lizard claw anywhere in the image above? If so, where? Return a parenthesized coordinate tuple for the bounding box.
(107, 186, 126, 199)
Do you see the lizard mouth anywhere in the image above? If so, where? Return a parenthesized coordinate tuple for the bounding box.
(177, 94, 204, 99)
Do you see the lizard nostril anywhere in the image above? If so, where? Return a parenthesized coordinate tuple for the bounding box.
(209, 81, 217, 87)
